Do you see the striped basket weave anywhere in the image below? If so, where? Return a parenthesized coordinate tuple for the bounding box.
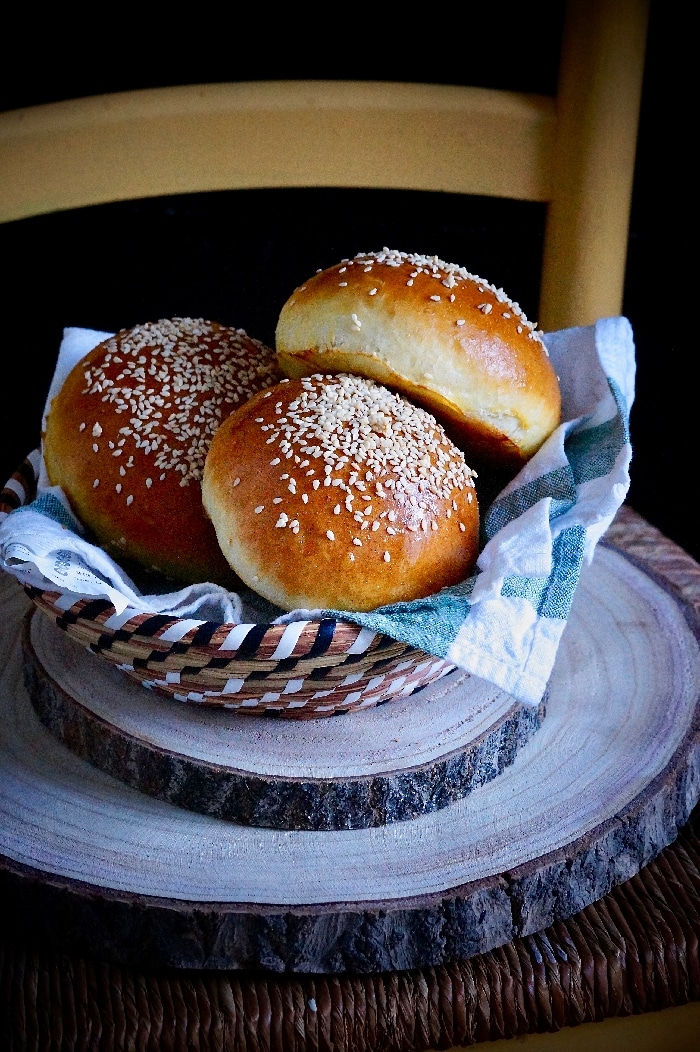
(1, 456, 454, 718)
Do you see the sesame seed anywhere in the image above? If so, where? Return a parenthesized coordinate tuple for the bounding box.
(243, 372, 477, 565)
(254, 505, 264, 514)
(383, 551, 390, 562)
(327, 251, 540, 348)
(326, 530, 335, 541)
(77, 318, 279, 491)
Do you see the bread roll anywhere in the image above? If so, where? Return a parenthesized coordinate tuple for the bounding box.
(202, 373, 479, 612)
(43, 318, 282, 585)
(275, 248, 561, 469)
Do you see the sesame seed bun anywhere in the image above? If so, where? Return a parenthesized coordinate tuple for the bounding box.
(275, 248, 561, 470)
(43, 318, 283, 585)
(201, 373, 479, 613)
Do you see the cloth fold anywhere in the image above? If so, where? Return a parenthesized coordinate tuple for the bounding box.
(0, 318, 635, 706)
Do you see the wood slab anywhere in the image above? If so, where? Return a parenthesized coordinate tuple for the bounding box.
(21, 612, 545, 831)
(1, 506, 699, 974)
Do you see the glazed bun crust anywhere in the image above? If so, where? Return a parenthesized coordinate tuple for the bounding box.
(43, 318, 282, 585)
(276, 249, 561, 469)
(202, 373, 479, 613)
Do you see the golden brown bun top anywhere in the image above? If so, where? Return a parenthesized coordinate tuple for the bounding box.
(275, 248, 562, 470)
(202, 373, 480, 613)
(43, 317, 282, 585)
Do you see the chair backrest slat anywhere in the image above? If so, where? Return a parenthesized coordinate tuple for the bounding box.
(0, 82, 556, 219)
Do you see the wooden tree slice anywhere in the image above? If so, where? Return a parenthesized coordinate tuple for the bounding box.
(21, 612, 545, 831)
(1, 506, 699, 974)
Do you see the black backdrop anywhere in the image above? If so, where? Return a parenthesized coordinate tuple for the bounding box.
(1, 2, 692, 561)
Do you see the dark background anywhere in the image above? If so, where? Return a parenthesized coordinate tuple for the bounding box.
(1, 2, 692, 560)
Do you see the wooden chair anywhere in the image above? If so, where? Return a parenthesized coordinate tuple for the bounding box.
(8, 4, 692, 1052)
(0, 0, 648, 333)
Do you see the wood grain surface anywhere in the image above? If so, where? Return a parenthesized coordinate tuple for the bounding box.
(0, 505, 698, 973)
(22, 613, 545, 831)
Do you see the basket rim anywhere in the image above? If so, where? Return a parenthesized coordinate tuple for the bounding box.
(4, 453, 447, 719)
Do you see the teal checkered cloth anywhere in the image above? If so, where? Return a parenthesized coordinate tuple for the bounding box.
(325, 318, 634, 703)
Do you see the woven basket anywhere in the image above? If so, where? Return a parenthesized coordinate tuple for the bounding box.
(1, 455, 454, 718)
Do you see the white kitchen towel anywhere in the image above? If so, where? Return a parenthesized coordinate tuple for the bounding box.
(0, 317, 634, 706)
